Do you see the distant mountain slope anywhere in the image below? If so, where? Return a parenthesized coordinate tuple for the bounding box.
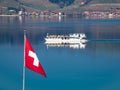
(0, 0, 120, 12)
(0, 0, 19, 8)
(20, 0, 59, 10)
(19, 0, 120, 11)
(91, 0, 120, 3)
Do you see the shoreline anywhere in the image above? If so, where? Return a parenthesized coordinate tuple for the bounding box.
(0, 14, 19, 16)
(0, 14, 120, 19)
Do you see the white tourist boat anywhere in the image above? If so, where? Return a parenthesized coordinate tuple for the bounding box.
(45, 33, 87, 44)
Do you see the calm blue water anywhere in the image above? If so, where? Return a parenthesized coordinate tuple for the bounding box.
(0, 16, 120, 90)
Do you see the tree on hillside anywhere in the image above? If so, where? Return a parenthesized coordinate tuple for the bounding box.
(49, 0, 75, 8)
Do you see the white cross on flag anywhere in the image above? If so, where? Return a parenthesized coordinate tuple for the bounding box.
(24, 36, 46, 77)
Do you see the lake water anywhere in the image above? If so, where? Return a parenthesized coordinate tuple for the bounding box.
(0, 16, 120, 90)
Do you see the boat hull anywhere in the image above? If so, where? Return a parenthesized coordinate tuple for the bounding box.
(45, 38, 87, 44)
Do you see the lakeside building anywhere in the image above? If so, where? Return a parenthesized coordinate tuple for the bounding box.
(83, 11, 120, 18)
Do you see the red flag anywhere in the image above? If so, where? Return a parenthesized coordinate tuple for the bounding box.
(24, 36, 46, 77)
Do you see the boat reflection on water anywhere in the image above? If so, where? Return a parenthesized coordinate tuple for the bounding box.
(46, 43, 86, 49)
(45, 33, 87, 49)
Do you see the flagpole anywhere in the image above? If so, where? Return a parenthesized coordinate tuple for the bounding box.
(23, 30, 26, 90)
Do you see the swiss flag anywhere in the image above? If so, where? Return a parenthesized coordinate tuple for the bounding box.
(24, 36, 46, 77)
